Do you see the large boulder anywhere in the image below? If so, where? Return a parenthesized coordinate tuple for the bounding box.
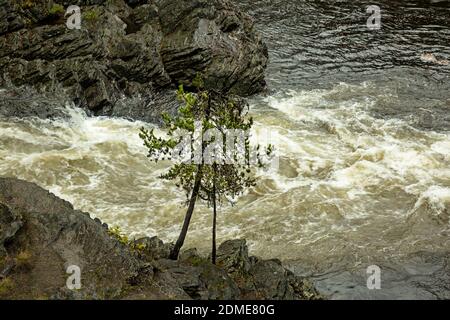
(155, 258, 240, 300)
(216, 239, 251, 275)
(0, 177, 321, 300)
(134, 236, 173, 261)
(0, 0, 267, 121)
(247, 259, 320, 300)
(0, 177, 183, 299)
(216, 239, 322, 300)
(0, 88, 73, 120)
(158, 0, 268, 95)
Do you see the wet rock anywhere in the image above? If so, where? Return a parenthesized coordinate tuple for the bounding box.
(99, 88, 180, 124)
(0, 0, 267, 122)
(0, 88, 74, 120)
(158, 0, 268, 95)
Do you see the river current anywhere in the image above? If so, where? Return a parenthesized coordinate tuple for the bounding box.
(1, 0, 449, 298)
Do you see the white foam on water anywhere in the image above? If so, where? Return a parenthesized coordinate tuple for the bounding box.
(1, 82, 449, 263)
(258, 84, 450, 199)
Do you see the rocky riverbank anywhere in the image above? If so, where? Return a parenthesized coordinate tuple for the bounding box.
(0, 0, 322, 301)
(0, 0, 268, 122)
(0, 177, 321, 300)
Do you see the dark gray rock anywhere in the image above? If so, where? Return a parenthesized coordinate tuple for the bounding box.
(158, 0, 268, 95)
(0, 177, 320, 300)
(98, 88, 180, 124)
(0, 177, 186, 299)
(247, 259, 321, 300)
(216, 238, 322, 300)
(216, 239, 251, 275)
(0, 203, 22, 259)
(0, 88, 74, 120)
(134, 236, 173, 260)
(155, 257, 240, 300)
(248, 259, 295, 299)
(179, 247, 201, 262)
(0, 0, 267, 122)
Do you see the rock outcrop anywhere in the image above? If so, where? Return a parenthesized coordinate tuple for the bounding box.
(0, 0, 268, 122)
(216, 240, 320, 300)
(0, 177, 320, 300)
(0, 177, 162, 299)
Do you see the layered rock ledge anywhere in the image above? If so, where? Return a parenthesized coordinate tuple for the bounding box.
(0, 177, 321, 300)
(0, 0, 268, 122)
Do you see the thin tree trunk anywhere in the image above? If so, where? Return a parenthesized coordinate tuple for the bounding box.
(169, 165, 203, 260)
(211, 170, 217, 265)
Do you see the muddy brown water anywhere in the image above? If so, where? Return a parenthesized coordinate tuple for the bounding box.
(1, 0, 449, 298)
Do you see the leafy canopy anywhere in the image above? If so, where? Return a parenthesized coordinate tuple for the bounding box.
(139, 84, 273, 207)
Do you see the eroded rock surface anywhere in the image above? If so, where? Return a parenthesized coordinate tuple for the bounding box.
(0, 0, 268, 122)
(0, 178, 320, 300)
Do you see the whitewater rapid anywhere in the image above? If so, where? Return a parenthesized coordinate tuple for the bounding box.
(1, 82, 449, 271)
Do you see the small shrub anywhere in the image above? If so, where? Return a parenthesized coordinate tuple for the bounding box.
(0, 278, 14, 297)
(84, 9, 99, 21)
(15, 250, 33, 271)
(108, 226, 146, 254)
(108, 226, 129, 245)
(49, 4, 64, 15)
(133, 242, 146, 253)
(21, 0, 34, 9)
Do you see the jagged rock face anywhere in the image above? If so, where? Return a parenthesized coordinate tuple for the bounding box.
(0, 178, 139, 299)
(0, 0, 268, 122)
(216, 239, 323, 300)
(158, 0, 268, 95)
(155, 258, 240, 300)
(0, 178, 320, 300)
(216, 239, 251, 274)
(134, 236, 173, 260)
(0, 88, 74, 119)
(0, 203, 22, 259)
(0, 178, 187, 299)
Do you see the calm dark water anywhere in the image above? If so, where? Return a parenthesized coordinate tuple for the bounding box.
(239, 0, 450, 130)
(239, 0, 450, 88)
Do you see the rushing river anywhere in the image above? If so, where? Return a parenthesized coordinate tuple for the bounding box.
(1, 0, 450, 298)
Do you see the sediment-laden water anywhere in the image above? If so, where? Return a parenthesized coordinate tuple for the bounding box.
(1, 0, 449, 298)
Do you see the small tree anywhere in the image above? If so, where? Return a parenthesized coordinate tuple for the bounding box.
(140, 83, 274, 262)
